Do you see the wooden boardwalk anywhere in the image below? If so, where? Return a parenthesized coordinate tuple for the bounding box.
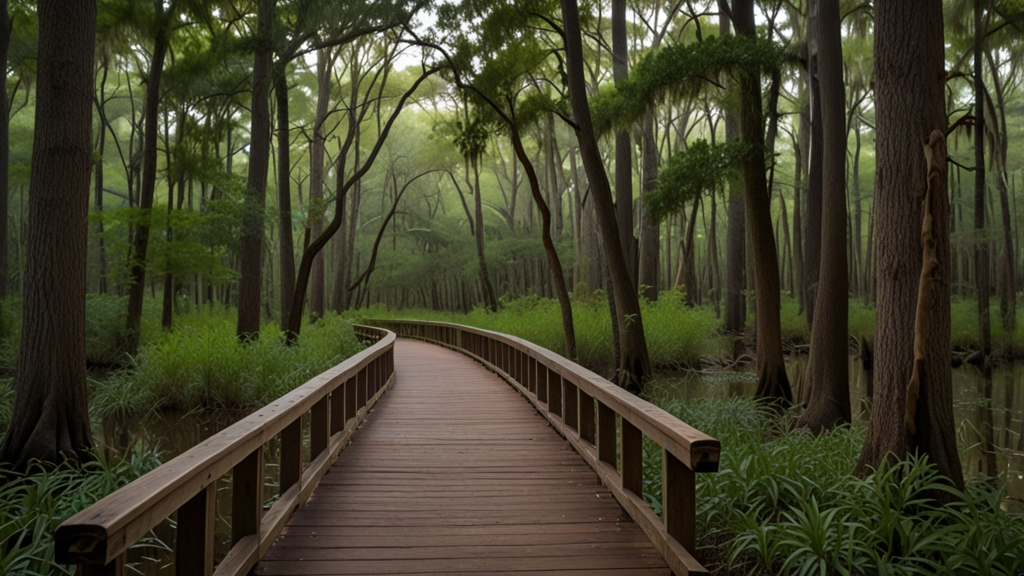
(257, 338, 670, 575)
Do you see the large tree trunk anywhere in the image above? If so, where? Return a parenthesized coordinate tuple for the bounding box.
(797, 0, 849, 433)
(854, 0, 964, 490)
(308, 49, 332, 321)
(733, 0, 792, 404)
(612, 0, 636, 288)
(125, 0, 168, 353)
(0, 0, 95, 469)
(275, 64, 297, 329)
(561, 0, 651, 390)
(722, 10, 745, 358)
(803, 0, 823, 329)
(236, 0, 274, 340)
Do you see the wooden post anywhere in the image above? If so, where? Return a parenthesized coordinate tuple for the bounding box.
(548, 368, 562, 419)
(311, 395, 329, 457)
(598, 401, 616, 467)
(534, 361, 545, 403)
(345, 377, 356, 422)
(564, 382, 579, 432)
(579, 391, 595, 445)
(621, 419, 642, 496)
(358, 366, 367, 409)
(231, 449, 264, 545)
(330, 385, 344, 436)
(176, 483, 215, 576)
(663, 448, 696, 555)
(280, 415, 304, 492)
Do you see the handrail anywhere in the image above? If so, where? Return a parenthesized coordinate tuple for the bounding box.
(365, 318, 720, 576)
(55, 325, 396, 576)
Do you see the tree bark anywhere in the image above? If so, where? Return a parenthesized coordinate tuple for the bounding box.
(612, 0, 636, 288)
(309, 49, 332, 321)
(722, 12, 745, 358)
(854, 0, 964, 490)
(0, 0, 95, 469)
(0, 0, 9, 301)
(237, 0, 274, 340)
(803, 0, 823, 329)
(561, 0, 650, 390)
(797, 0, 850, 433)
(125, 0, 168, 353)
(638, 110, 659, 301)
(733, 0, 792, 404)
(275, 63, 297, 329)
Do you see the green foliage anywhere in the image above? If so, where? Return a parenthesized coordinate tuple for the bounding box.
(641, 390, 1024, 574)
(591, 34, 787, 134)
(647, 139, 750, 221)
(360, 292, 721, 369)
(0, 445, 164, 575)
(93, 313, 365, 417)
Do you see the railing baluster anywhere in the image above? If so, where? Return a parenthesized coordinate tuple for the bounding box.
(564, 382, 578, 432)
(527, 356, 536, 395)
(537, 361, 548, 404)
(598, 401, 616, 467)
(579, 391, 595, 445)
(548, 369, 562, 419)
(663, 448, 696, 555)
(621, 419, 642, 496)
(330, 384, 345, 436)
(345, 377, 356, 422)
(231, 449, 264, 545)
(80, 554, 124, 575)
(311, 395, 330, 457)
(176, 483, 215, 576)
(280, 415, 304, 491)
(358, 366, 368, 409)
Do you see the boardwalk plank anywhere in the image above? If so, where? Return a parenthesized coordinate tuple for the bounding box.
(256, 339, 668, 575)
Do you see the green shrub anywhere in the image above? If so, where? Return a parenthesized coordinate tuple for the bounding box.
(641, 386, 1024, 575)
(0, 444, 164, 575)
(93, 313, 365, 417)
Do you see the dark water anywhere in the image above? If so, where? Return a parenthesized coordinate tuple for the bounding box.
(659, 356, 1024, 506)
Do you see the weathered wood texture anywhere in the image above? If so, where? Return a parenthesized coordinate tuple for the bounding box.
(257, 339, 670, 575)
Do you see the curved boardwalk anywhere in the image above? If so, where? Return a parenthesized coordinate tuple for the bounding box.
(256, 338, 670, 575)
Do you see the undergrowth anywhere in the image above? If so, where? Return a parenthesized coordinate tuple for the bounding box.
(0, 444, 164, 575)
(93, 312, 365, 417)
(642, 384, 1024, 575)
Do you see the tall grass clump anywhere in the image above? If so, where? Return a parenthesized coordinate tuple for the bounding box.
(641, 382, 1024, 574)
(0, 444, 164, 575)
(93, 313, 365, 417)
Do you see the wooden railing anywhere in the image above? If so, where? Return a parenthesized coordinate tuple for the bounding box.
(56, 325, 396, 576)
(367, 319, 720, 576)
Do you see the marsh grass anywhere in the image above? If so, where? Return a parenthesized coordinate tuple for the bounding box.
(92, 312, 365, 417)
(0, 444, 164, 575)
(643, 382, 1024, 575)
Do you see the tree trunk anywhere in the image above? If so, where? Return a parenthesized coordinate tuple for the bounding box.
(472, 155, 498, 312)
(511, 126, 577, 359)
(236, 0, 274, 341)
(797, 0, 850, 433)
(986, 48, 1016, 333)
(561, 0, 650, 390)
(125, 0, 168, 353)
(308, 48, 331, 321)
(612, 0, 636, 288)
(722, 12, 745, 358)
(275, 64, 297, 328)
(0, 0, 95, 469)
(0, 0, 9, 301)
(734, 0, 792, 404)
(638, 110, 659, 301)
(803, 0, 822, 329)
(854, 0, 964, 490)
